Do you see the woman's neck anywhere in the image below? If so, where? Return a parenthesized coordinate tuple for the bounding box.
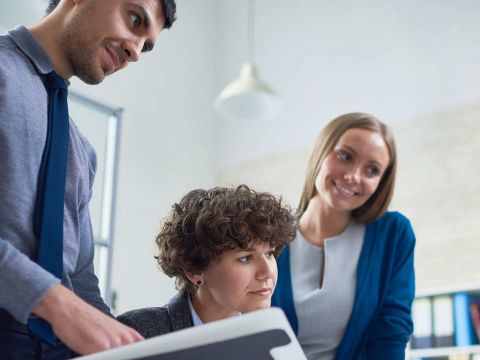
(298, 196, 351, 247)
(191, 291, 239, 324)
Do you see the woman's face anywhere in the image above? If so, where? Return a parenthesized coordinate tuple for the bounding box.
(199, 242, 277, 316)
(314, 128, 390, 214)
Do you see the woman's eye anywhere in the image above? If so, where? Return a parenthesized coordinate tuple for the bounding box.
(266, 251, 275, 259)
(129, 13, 141, 27)
(337, 151, 351, 161)
(366, 166, 380, 176)
(238, 255, 252, 263)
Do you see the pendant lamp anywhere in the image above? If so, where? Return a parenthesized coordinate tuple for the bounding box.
(214, 0, 282, 121)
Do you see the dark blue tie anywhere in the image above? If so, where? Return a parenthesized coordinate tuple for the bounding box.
(28, 71, 70, 346)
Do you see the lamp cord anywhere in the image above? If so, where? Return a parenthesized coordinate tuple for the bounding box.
(248, 0, 255, 63)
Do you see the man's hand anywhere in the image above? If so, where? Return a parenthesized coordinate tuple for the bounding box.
(33, 284, 143, 355)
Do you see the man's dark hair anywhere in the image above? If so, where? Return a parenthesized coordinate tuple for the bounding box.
(161, 0, 177, 29)
(46, 0, 60, 13)
(155, 185, 296, 294)
(46, 0, 177, 29)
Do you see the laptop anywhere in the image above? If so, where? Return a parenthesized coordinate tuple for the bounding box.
(77, 307, 306, 360)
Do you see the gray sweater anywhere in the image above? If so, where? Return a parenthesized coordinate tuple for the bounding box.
(0, 26, 109, 324)
(291, 223, 365, 360)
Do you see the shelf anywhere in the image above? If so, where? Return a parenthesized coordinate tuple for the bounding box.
(409, 285, 480, 358)
(416, 283, 480, 298)
(409, 344, 480, 357)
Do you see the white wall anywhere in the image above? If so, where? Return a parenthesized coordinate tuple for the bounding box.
(217, 0, 480, 169)
(0, 1, 45, 30)
(392, 102, 480, 291)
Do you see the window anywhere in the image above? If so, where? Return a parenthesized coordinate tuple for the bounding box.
(68, 90, 122, 309)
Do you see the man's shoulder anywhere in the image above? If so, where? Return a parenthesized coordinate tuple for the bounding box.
(0, 33, 16, 51)
(0, 34, 21, 66)
(0, 35, 39, 86)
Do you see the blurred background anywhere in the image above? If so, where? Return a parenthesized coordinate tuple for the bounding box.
(1, 1, 479, 339)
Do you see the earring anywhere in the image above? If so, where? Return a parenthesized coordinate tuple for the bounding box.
(196, 280, 202, 286)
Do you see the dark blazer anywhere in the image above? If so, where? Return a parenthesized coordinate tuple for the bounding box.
(272, 211, 416, 360)
(117, 291, 194, 338)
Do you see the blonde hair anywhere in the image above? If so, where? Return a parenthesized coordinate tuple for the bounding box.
(298, 113, 397, 223)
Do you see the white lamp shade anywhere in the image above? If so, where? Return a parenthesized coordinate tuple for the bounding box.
(214, 62, 282, 121)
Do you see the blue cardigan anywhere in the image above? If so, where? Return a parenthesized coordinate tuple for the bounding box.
(272, 211, 415, 360)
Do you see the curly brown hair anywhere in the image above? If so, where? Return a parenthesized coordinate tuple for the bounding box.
(155, 185, 296, 294)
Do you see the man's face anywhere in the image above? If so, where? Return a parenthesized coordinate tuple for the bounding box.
(61, 0, 165, 84)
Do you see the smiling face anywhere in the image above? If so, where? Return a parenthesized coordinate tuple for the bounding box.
(314, 128, 390, 214)
(61, 0, 165, 84)
(194, 242, 277, 319)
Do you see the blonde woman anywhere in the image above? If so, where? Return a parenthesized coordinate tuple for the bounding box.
(272, 113, 415, 359)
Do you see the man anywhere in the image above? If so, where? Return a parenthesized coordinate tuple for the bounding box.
(0, 0, 176, 358)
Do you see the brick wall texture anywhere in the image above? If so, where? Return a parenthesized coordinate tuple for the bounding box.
(219, 103, 480, 293)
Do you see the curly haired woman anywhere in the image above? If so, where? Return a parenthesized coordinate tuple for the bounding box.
(118, 185, 296, 338)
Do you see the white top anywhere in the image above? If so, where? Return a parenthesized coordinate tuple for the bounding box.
(290, 221, 365, 360)
(188, 295, 204, 327)
(188, 295, 242, 327)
